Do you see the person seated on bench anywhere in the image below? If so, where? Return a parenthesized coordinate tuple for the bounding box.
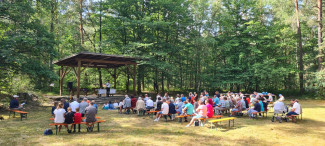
(181, 99, 194, 122)
(230, 98, 242, 117)
(186, 100, 207, 127)
(123, 95, 131, 114)
(131, 96, 137, 113)
(146, 97, 154, 111)
(118, 100, 124, 114)
(74, 107, 82, 126)
(61, 98, 69, 112)
(168, 100, 176, 120)
(102, 101, 109, 110)
(84, 102, 97, 131)
(193, 98, 199, 112)
(135, 97, 146, 115)
(154, 99, 169, 122)
(274, 98, 285, 114)
(91, 100, 98, 111)
(267, 93, 273, 103)
(259, 98, 264, 114)
(10, 95, 23, 110)
(65, 107, 74, 133)
(53, 103, 68, 132)
(175, 98, 183, 115)
(247, 100, 261, 118)
(206, 99, 214, 118)
(240, 95, 247, 111)
(51, 101, 58, 116)
(70, 98, 79, 113)
(215, 97, 226, 115)
(79, 98, 89, 117)
(212, 95, 219, 108)
(155, 97, 163, 112)
(286, 99, 301, 123)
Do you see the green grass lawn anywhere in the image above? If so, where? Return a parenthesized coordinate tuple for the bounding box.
(0, 100, 325, 146)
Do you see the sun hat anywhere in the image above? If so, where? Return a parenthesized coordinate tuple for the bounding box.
(13, 95, 19, 98)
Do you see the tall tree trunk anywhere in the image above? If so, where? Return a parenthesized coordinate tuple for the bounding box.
(49, 0, 56, 70)
(318, 0, 323, 70)
(98, 0, 103, 88)
(294, 0, 304, 94)
(79, 0, 84, 50)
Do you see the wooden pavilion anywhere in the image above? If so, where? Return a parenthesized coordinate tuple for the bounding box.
(54, 52, 140, 98)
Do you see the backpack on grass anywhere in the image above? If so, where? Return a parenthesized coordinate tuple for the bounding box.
(44, 129, 53, 135)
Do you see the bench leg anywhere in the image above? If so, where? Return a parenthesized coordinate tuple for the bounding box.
(55, 125, 58, 135)
(97, 122, 100, 132)
(228, 120, 230, 127)
(73, 124, 76, 132)
(14, 112, 15, 118)
(9, 111, 11, 118)
(78, 124, 81, 132)
(233, 119, 234, 127)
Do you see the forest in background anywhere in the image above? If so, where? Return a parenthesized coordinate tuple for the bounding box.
(1, 0, 325, 98)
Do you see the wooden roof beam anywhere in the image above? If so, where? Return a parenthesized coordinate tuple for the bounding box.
(76, 58, 137, 65)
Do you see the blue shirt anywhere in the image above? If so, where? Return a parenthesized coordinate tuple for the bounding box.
(181, 97, 186, 102)
(259, 101, 264, 112)
(93, 104, 98, 111)
(213, 97, 219, 106)
(10, 99, 19, 108)
(205, 93, 209, 97)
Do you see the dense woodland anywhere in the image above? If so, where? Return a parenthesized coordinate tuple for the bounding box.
(1, 0, 325, 98)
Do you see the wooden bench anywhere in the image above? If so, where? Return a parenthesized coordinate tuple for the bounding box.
(49, 120, 106, 135)
(8, 109, 28, 121)
(208, 117, 236, 130)
(175, 114, 194, 123)
(146, 111, 159, 118)
(50, 117, 101, 121)
(198, 115, 223, 126)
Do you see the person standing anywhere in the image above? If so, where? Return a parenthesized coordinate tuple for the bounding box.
(106, 80, 111, 97)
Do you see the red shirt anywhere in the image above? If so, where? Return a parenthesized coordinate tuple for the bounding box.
(131, 98, 137, 108)
(206, 104, 213, 118)
(74, 112, 82, 124)
(190, 96, 195, 105)
(246, 97, 250, 105)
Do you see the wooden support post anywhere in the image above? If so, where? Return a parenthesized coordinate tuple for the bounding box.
(114, 68, 117, 89)
(60, 66, 63, 96)
(133, 64, 137, 95)
(77, 60, 81, 99)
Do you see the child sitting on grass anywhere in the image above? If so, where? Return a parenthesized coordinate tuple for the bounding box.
(103, 101, 109, 110)
(64, 107, 74, 133)
(108, 101, 114, 110)
(113, 100, 119, 109)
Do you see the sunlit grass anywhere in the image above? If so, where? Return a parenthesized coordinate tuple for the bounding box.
(0, 100, 325, 145)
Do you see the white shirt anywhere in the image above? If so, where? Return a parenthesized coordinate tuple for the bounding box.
(113, 103, 119, 108)
(293, 102, 301, 114)
(119, 102, 123, 107)
(70, 101, 79, 112)
(146, 99, 154, 107)
(268, 95, 273, 102)
(144, 97, 149, 104)
(106, 82, 111, 88)
(161, 102, 169, 114)
(53, 108, 66, 123)
(274, 101, 285, 112)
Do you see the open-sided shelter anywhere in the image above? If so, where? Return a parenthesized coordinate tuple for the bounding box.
(54, 52, 140, 98)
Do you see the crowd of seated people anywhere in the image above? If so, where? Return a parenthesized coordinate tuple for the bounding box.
(51, 97, 98, 133)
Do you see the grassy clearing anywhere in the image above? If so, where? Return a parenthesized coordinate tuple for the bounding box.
(0, 100, 325, 146)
